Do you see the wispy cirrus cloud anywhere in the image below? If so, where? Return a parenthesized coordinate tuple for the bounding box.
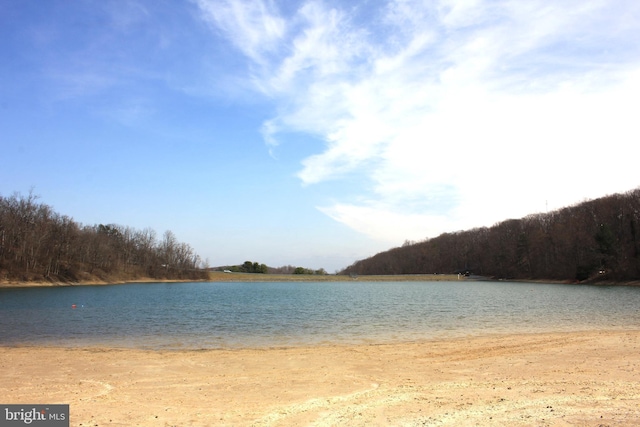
(195, 0, 286, 65)
(33, 0, 172, 119)
(197, 0, 640, 244)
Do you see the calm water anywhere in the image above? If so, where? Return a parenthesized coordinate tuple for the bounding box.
(1, 281, 639, 349)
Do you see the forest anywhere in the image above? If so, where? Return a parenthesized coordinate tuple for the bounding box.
(341, 188, 640, 282)
(0, 191, 208, 283)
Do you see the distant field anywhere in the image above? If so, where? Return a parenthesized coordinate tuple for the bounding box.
(208, 271, 461, 282)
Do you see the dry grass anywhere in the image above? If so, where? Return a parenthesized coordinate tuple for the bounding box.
(0, 272, 463, 288)
(207, 271, 461, 282)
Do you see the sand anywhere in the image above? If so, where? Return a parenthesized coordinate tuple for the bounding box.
(1, 330, 639, 426)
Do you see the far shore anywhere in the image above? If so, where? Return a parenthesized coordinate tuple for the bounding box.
(207, 271, 464, 282)
(0, 272, 464, 288)
(0, 277, 210, 288)
(1, 271, 639, 288)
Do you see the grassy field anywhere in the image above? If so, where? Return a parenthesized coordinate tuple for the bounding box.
(208, 271, 461, 282)
(0, 272, 464, 287)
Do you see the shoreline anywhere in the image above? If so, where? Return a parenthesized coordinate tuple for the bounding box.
(1, 326, 636, 352)
(0, 273, 461, 288)
(1, 327, 637, 352)
(0, 277, 210, 288)
(2, 330, 639, 426)
(2, 272, 639, 288)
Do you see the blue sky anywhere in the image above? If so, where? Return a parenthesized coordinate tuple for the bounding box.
(1, 0, 639, 273)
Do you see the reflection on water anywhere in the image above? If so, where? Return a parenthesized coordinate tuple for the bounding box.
(1, 281, 639, 349)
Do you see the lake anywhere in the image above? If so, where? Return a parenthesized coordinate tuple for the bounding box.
(1, 281, 639, 349)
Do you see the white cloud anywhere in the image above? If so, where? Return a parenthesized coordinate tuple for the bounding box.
(319, 203, 453, 244)
(199, 0, 640, 245)
(195, 0, 286, 65)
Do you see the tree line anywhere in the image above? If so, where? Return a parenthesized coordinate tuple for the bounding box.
(0, 191, 208, 283)
(341, 188, 640, 282)
(214, 262, 327, 275)
(219, 261, 269, 274)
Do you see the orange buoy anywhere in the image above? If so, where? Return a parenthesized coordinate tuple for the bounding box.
(71, 304, 77, 309)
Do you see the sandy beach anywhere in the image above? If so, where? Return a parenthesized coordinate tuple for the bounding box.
(1, 330, 639, 426)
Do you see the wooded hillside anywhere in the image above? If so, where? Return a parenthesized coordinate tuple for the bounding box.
(0, 191, 208, 283)
(341, 188, 640, 282)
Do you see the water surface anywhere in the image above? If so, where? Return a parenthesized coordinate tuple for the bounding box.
(1, 281, 639, 349)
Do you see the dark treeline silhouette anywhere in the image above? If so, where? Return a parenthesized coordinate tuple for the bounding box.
(216, 261, 269, 273)
(341, 188, 640, 282)
(0, 191, 208, 283)
(213, 263, 327, 275)
(269, 264, 327, 275)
